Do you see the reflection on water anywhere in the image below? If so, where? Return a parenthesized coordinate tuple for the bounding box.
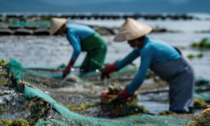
(138, 101, 169, 115)
(138, 92, 169, 114)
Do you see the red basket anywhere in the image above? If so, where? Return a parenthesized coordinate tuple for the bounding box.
(99, 90, 117, 103)
(99, 91, 118, 113)
(99, 90, 138, 116)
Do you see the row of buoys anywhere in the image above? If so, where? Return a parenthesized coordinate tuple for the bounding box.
(1, 13, 194, 20)
(0, 27, 49, 35)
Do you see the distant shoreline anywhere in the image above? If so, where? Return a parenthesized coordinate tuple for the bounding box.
(1, 12, 209, 20)
(0, 12, 195, 20)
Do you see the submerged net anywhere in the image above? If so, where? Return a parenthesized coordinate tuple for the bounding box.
(194, 79, 210, 101)
(5, 59, 199, 126)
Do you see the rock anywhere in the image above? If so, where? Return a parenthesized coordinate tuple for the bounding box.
(8, 25, 22, 30)
(0, 97, 6, 105)
(24, 25, 39, 30)
(14, 28, 33, 35)
(0, 28, 13, 35)
(34, 28, 49, 35)
(4, 95, 12, 102)
(63, 74, 81, 83)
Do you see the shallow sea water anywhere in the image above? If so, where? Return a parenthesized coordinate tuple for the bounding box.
(0, 17, 210, 116)
(0, 32, 209, 79)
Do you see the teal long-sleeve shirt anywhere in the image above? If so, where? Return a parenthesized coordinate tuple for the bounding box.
(115, 36, 181, 95)
(66, 23, 95, 61)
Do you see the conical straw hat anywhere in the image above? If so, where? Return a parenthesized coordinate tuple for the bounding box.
(113, 18, 152, 42)
(50, 18, 68, 35)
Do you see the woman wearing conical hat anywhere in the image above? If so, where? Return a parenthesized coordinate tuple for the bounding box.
(101, 18, 195, 113)
(50, 18, 107, 78)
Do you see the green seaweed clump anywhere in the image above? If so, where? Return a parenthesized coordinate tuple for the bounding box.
(99, 83, 147, 117)
(191, 38, 210, 48)
(187, 53, 203, 59)
(107, 83, 122, 95)
(28, 119, 36, 126)
(12, 118, 29, 126)
(0, 59, 7, 67)
(26, 97, 51, 122)
(117, 105, 148, 117)
(197, 53, 203, 58)
(0, 119, 12, 126)
(193, 98, 209, 109)
(68, 102, 100, 114)
(187, 110, 210, 126)
(0, 107, 5, 114)
(159, 110, 177, 115)
(187, 54, 195, 59)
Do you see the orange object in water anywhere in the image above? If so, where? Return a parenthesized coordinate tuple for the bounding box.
(99, 91, 117, 113)
(99, 90, 117, 103)
(193, 108, 210, 120)
(99, 90, 137, 116)
(99, 90, 137, 102)
(199, 108, 210, 115)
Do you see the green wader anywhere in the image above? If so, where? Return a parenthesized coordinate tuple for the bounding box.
(80, 32, 107, 73)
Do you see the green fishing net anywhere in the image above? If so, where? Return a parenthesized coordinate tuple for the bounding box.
(6, 59, 207, 126)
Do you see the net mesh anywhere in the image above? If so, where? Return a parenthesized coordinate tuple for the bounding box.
(5, 59, 206, 126)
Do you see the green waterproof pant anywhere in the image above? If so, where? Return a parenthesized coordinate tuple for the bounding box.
(80, 32, 107, 73)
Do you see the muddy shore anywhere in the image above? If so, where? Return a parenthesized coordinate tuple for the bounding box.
(1, 64, 208, 125)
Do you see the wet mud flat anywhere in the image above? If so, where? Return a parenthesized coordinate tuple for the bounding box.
(23, 68, 139, 117)
(1, 66, 201, 126)
(0, 69, 26, 120)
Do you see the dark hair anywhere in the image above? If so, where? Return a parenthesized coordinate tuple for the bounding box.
(136, 36, 145, 41)
(60, 24, 66, 29)
(54, 24, 66, 35)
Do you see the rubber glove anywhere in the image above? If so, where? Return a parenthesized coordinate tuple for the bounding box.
(63, 60, 74, 79)
(117, 86, 132, 100)
(101, 62, 116, 80)
(111, 86, 132, 104)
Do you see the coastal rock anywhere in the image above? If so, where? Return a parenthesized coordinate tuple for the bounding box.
(34, 28, 49, 35)
(0, 28, 13, 35)
(14, 28, 33, 35)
